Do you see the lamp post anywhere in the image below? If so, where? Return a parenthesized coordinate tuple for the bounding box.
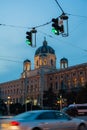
(60, 95, 62, 110)
(7, 96, 11, 115)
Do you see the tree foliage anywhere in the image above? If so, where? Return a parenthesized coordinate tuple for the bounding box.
(0, 99, 7, 115)
(43, 87, 57, 109)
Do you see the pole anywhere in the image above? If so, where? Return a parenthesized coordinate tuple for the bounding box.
(7, 96, 10, 115)
(60, 95, 62, 110)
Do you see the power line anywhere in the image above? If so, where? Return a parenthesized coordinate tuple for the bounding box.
(0, 57, 22, 63)
(54, 0, 87, 19)
(0, 21, 52, 29)
(67, 13, 87, 18)
(33, 21, 52, 29)
(0, 53, 87, 65)
(38, 29, 87, 52)
(0, 23, 28, 29)
(54, 0, 64, 13)
(0, 14, 87, 30)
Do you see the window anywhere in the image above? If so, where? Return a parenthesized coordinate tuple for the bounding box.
(73, 73, 75, 76)
(80, 71, 83, 75)
(36, 112, 56, 119)
(50, 77, 52, 80)
(50, 83, 53, 88)
(51, 59, 53, 66)
(44, 60, 47, 65)
(55, 82, 58, 90)
(55, 112, 70, 120)
(37, 60, 38, 66)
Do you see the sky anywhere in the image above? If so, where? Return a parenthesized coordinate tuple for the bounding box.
(0, 0, 87, 83)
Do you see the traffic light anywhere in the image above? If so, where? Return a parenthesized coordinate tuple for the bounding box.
(26, 31, 32, 46)
(60, 25, 64, 33)
(52, 18, 59, 35)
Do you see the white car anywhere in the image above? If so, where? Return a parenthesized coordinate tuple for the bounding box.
(1, 110, 87, 130)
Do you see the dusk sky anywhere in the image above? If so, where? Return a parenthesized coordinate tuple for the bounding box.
(0, 0, 87, 83)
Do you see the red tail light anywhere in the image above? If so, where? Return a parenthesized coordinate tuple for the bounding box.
(10, 121, 20, 126)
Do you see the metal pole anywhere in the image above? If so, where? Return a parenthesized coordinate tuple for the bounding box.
(7, 96, 10, 115)
(60, 95, 62, 110)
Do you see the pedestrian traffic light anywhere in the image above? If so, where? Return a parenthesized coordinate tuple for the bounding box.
(26, 31, 32, 46)
(52, 18, 59, 35)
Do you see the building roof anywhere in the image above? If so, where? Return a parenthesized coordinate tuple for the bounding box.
(35, 39, 55, 56)
(23, 59, 31, 63)
(60, 57, 68, 62)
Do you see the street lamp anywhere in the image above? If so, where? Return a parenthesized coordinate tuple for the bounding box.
(60, 95, 62, 110)
(7, 96, 11, 115)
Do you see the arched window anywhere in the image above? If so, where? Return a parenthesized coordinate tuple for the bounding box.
(51, 59, 53, 66)
(44, 59, 47, 65)
(36, 60, 38, 66)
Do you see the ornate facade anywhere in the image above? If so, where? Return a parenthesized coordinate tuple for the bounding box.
(0, 39, 87, 107)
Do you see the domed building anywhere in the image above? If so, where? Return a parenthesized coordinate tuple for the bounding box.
(0, 39, 87, 110)
(34, 39, 56, 69)
(21, 39, 57, 78)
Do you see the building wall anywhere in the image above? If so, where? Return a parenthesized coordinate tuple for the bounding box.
(0, 63, 87, 106)
(46, 63, 87, 95)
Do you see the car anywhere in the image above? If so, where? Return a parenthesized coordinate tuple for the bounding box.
(1, 110, 87, 130)
(62, 106, 78, 117)
(69, 104, 87, 115)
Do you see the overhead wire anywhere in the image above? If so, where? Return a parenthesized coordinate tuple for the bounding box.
(38, 28, 87, 53)
(0, 14, 87, 29)
(54, 0, 64, 13)
(0, 57, 22, 63)
(0, 0, 87, 59)
(0, 21, 52, 30)
(67, 13, 87, 19)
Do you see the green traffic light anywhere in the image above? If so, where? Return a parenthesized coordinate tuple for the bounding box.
(26, 39, 32, 45)
(52, 28, 59, 35)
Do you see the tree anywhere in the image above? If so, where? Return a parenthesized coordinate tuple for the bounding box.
(76, 87, 87, 103)
(0, 99, 7, 115)
(43, 87, 57, 109)
(10, 103, 22, 115)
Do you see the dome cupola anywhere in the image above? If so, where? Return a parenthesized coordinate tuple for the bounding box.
(60, 57, 68, 69)
(35, 38, 55, 56)
(34, 38, 56, 69)
(23, 59, 31, 71)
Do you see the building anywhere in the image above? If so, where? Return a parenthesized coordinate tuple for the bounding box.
(0, 39, 87, 107)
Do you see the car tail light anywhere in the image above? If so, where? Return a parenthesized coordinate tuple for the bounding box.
(10, 121, 20, 126)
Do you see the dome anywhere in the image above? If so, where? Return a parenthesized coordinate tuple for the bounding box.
(35, 39, 55, 56)
(60, 57, 68, 62)
(24, 59, 31, 63)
